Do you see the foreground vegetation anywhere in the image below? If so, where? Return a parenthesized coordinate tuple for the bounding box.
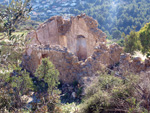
(79, 73, 150, 113)
(1, 0, 150, 113)
(1, 67, 150, 112)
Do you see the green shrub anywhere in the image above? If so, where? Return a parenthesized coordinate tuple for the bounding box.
(138, 22, 150, 54)
(116, 38, 124, 47)
(0, 68, 34, 112)
(124, 22, 150, 55)
(61, 103, 79, 113)
(79, 73, 149, 113)
(124, 30, 142, 54)
(81, 90, 110, 113)
(33, 58, 61, 113)
(34, 57, 60, 94)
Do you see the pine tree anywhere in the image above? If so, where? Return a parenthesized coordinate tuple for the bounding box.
(34, 58, 59, 95)
(124, 30, 142, 54)
(34, 58, 61, 112)
(138, 22, 150, 54)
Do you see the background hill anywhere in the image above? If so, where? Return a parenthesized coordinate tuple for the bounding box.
(1, 1, 150, 112)
(70, 0, 150, 38)
(1, 0, 150, 38)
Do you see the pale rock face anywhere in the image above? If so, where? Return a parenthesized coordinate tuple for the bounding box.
(26, 15, 106, 59)
(22, 15, 123, 83)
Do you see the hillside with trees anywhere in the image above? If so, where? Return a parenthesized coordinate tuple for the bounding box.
(70, 0, 150, 38)
(1, 0, 150, 113)
(125, 22, 150, 56)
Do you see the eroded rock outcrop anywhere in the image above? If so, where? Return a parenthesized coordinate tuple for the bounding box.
(119, 53, 150, 74)
(22, 15, 123, 83)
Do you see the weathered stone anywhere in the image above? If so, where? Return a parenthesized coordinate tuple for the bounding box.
(22, 15, 123, 84)
(109, 44, 123, 66)
(145, 59, 150, 66)
(120, 53, 131, 62)
(119, 53, 149, 74)
(133, 57, 142, 62)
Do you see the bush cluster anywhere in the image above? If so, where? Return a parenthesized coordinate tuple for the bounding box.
(124, 22, 150, 55)
(79, 73, 150, 113)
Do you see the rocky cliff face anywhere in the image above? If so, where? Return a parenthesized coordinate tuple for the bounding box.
(22, 15, 123, 83)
